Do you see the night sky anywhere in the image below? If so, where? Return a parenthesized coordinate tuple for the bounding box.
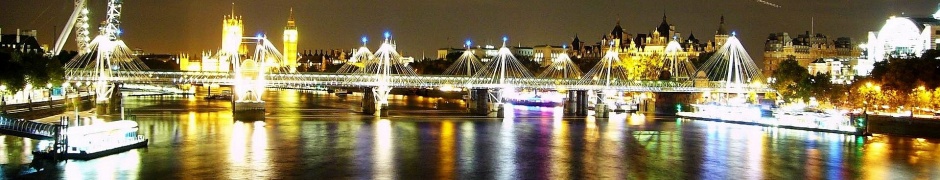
(2, 0, 939, 65)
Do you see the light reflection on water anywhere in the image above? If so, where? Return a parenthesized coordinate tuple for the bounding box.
(0, 89, 938, 179)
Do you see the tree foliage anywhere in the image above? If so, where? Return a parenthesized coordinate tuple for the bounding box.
(0, 49, 66, 93)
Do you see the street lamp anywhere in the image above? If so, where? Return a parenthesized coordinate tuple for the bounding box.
(46, 83, 52, 101)
(1, 84, 6, 115)
(62, 82, 70, 106)
(26, 83, 33, 106)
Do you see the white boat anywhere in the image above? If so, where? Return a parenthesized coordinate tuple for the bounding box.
(678, 103, 863, 135)
(34, 120, 148, 160)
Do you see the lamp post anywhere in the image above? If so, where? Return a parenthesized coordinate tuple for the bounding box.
(46, 83, 52, 101)
(62, 82, 70, 109)
(1, 85, 6, 115)
(26, 83, 33, 111)
(46, 83, 53, 109)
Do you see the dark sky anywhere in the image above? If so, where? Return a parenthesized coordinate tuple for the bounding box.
(2, 0, 939, 65)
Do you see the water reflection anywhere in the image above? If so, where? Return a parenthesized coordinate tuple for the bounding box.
(0, 90, 939, 179)
(373, 119, 395, 180)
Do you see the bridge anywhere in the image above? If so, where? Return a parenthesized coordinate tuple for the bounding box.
(51, 0, 770, 118)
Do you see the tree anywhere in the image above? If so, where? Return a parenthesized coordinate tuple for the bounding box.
(770, 59, 808, 102)
(0, 49, 27, 92)
(932, 87, 940, 110)
(21, 53, 51, 87)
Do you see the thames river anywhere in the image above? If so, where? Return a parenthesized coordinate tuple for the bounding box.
(1, 89, 939, 179)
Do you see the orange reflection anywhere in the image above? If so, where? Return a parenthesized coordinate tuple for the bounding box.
(863, 135, 889, 179)
(550, 119, 570, 179)
(582, 116, 599, 177)
(438, 121, 455, 179)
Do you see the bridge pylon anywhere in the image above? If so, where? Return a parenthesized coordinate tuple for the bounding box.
(469, 37, 534, 117)
(577, 46, 632, 117)
(230, 36, 290, 116)
(347, 32, 418, 116)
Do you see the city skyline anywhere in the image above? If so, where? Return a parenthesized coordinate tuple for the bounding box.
(1, 0, 939, 63)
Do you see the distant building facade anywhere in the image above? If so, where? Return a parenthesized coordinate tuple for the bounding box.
(436, 44, 533, 62)
(763, 31, 861, 82)
(533, 45, 566, 66)
(567, 15, 726, 80)
(0, 28, 45, 54)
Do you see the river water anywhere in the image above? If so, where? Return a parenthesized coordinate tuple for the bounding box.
(1, 89, 938, 179)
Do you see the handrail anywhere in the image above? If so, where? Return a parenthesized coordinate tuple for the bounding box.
(0, 116, 56, 138)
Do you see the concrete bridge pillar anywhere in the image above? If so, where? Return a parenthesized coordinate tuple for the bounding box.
(361, 87, 389, 117)
(491, 102, 504, 118)
(649, 92, 694, 115)
(575, 90, 588, 116)
(95, 83, 122, 115)
(362, 87, 376, 115)
(594, 91, 608, 118)
(565, 91, 576, 114)
(470, 89, 490, 116)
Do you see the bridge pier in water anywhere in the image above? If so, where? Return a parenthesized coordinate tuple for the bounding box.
(361, 87, 388, 117)
(467, 89, 503, 117)
(643, 92, 697, 115)
(564, 90, 590, 116)
(95, 84, 122, 115)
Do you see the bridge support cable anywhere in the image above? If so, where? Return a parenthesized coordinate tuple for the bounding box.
(469, 37, 534, 105)
(698, 35, 764, 91)
(345, 33, 419, 116)
(661, 39, 698, 81)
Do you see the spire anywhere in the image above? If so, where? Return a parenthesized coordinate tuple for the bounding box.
(289, 8, 295, 21)
(231, 2, 235, 17)
(657, 13, 671, 36)
(716, 15, 728, 35)
(287, 7, 296, 27)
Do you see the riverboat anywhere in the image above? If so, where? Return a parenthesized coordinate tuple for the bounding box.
(33, 120, 148, 160)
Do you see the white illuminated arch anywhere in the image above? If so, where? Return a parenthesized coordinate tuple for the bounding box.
(872, 17, 927, 61)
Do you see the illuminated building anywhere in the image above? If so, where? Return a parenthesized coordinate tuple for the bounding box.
(572, 15, 726, 63)
(568, 15, 725, 80)
(807, 58, 855, 84)
(222, 6, 247, 56)
(438, 45, 531, 62)
(533, 45, 566, 66)
(860, 4, 940, 75)
(178, 51, 229, 72)
(762, 32, 861, 78)
(437, 48, 465, 60)
(283, 8, 298, 73)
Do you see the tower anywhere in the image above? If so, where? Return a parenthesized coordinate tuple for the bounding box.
(221, 3, 244, 71)
(222, 4, 243, 55)
(714, 15, 729, 47)
(283, 8, 298, 73)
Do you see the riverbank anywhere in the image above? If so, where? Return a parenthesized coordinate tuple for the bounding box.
(1, 95, 94, 120)
(868, 115, 940, 138)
